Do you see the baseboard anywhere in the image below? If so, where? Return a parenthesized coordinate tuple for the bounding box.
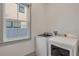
(24, 51, 36, 56)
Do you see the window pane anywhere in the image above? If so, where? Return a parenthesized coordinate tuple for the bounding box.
(18, 4, 25, 13)
(21, 21, 28, 28)
(6, 21, 13, 28)
(13, 21, 21, 28)
(6, 28, 18, 38)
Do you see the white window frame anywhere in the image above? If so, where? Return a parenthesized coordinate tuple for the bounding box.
(3, 3, 31, 42)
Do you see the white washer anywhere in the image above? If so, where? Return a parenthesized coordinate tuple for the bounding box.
(48, 36, 79, 56)
(35, 35, 52, 56)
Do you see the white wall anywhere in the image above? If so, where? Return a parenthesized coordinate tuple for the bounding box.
(46, 3, 79, 37)
(31, 4, 47, 36)
(0, 3, 46, 56)
(31, 4, 47, 52)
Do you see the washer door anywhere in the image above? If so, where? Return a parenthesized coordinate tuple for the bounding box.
(51, 45, 70, 56)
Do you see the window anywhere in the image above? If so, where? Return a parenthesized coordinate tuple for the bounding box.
(5, 3, 31, 42)
(6, 21, 13, 28)
(13, 21, 21, 28)
(17, 4, 25, 13)
(21, 22, 27, 28)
